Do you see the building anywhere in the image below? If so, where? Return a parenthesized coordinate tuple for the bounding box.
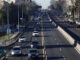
(0, 0, 4, 9)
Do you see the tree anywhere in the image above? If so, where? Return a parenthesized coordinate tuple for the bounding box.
(75, 0, 80, 21)
(0, 10, 7, 26)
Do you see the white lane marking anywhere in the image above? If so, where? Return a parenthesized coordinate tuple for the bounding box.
(64, 57, 66, 60)
(57, 43, 59, 45)
(63, 56, 66, 60)
(60, 48, 62, 52)
(54, 38, 57, 40)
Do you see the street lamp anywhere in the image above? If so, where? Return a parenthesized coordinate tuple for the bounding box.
(7, 4, 10, 40)
(4, 1, 10, 45)
(22, 4, 23, 18)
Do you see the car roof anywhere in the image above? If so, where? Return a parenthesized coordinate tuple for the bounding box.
(28, 48, 37, 51)
(13, 46, 21, 48)
(28, 49, 38, 53)
(20, 36, 25, 38)
(34, 31, 38, 32)
(31, 41, 38, 43)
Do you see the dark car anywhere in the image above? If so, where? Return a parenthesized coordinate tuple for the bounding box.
(77, 25, 80, 28)
(28, 49, 39, 59)
(30, 41, 39, 48)
(69, 21, 76, 25)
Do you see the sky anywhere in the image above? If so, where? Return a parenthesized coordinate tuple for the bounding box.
(32, 0, 51, 9)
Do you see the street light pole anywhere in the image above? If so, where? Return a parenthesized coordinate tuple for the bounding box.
(6, 3, 10, 46)
(22, 5, 23, 18)
(18, 4, 20, 32)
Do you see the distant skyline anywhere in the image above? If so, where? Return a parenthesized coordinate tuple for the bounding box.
(32, 0, 51, 9)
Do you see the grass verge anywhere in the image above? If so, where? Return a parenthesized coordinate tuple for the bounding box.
(0, 34, 13, 42)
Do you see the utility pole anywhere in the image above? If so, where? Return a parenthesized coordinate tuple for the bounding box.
(22, 4, 23, 18)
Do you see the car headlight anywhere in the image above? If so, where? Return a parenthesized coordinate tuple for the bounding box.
(28, 53, 31, 57)
(11, 52, 14, 55)
(33, 33, 34, 35)
(31, 44, 33, 48)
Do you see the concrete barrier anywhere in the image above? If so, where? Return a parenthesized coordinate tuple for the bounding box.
(57, 26, 80, 54)
(57, 26, 74, 45)
(47, 13, 80, 54)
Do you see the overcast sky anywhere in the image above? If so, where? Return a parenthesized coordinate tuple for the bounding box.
(32, 0, 51, 9)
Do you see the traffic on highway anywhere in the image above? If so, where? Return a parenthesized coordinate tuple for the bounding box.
(0, 0, 80, 60)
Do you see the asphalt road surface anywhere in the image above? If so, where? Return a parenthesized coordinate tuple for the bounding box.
(6, 13, 80, 60)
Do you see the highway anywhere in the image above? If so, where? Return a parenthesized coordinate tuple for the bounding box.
(42, 13, 80, 60)
(5, 13, 80, 60)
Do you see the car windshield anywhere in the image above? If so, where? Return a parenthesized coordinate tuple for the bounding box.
(30, 50, 37, 53)
(13, 48, 20, 50)
(21, 37, 25, 38)
(34, 31, 38, 33)
(32, 42, 38, 44)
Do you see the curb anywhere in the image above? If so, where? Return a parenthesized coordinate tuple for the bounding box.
(1, 19, 32, 47)
(0, 20, 32, 60)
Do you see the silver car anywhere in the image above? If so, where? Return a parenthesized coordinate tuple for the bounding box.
(32, 31, 39, 37)
(18, 36, 27, 43)
(11, 46, 22, 56)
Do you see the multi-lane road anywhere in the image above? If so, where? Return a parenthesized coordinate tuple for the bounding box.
(5, 13, 80, 60)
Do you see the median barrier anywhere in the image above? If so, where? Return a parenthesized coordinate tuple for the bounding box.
(57, 26, 74, 45)
(47, 13, 80, 54)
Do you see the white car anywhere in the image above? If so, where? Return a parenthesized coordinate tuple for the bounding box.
(32, 31, 39, 37)
(11, 46, 22, 56)
(18, 36, 27, 43)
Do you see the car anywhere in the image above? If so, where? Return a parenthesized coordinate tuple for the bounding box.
(34, 17, 39, 22)
(28, 24, 34, 29)
(32, 31, 39, 37)
(77, 25, 80, 28)
(36, 22, 40, 25)
(69, 21, 76, 25)
(30, 41, 39, 48)
(28, 49, 39, 59)
(11, 46, 22, 56)
(18, 36, 27, 43)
